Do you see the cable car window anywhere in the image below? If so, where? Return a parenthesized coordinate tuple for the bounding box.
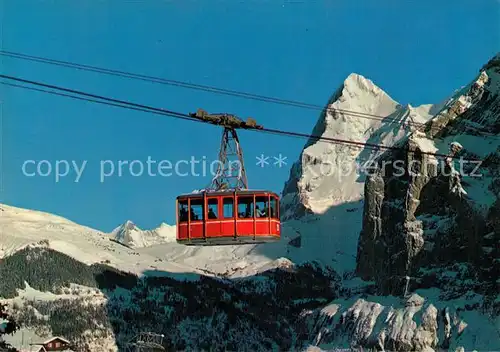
(223, 198, 234, 218)
(207, 198, 218, 219)
(189, 198, 203, 221)
(238, 196, 254, 218)
(270, 197, 278, 219)
(178, 200, 188, 222)
(255, 196, 268, 217)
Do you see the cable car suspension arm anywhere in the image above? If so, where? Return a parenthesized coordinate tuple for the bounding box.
(188, 109, 253, 191)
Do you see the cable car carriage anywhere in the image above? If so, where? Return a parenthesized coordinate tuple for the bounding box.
(176, 190, 280, 245)
(175, 109, 281, 245)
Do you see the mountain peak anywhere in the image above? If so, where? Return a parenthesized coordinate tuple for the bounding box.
(110, 220, 176, 248)
(342, 73, 385, 96)
(111, 220, 139, 236)
(123, 220, 137, 229)
(280, 72, 434, 221)
(319, 72, 398, 125)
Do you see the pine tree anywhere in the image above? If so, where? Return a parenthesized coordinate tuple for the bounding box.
(0, 303, 19, 352)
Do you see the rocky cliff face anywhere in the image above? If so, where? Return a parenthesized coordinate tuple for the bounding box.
(298, 291, 499, 351)
(278, 74, 439, 273)
(356, 54, 500, 299)
(277, 54, 500, 351)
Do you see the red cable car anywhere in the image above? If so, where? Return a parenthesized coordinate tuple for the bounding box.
(176, 190, 280, 245)
(175, 109, 281, 245)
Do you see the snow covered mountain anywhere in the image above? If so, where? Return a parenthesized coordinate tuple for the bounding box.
(0, 203, 295, 278)
(281, 73, 437, 221)
(110, 220, 176, 248)
(0, 203, 200, 276)
(278, 73, 438, 274)
(357, 54, 500, 295)
(0, 73, 440, 277)
(1, 53, 499, 352)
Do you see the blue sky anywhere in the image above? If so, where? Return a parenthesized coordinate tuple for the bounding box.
(2, 0, 499, 232)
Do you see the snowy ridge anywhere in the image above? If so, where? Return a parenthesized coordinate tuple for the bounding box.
(408, 56, 500, 209)
(0, 202, 297, 278)
(110, 220, 176, 248)
(0, 203, 199, 276)
(0, 201, 358, 278)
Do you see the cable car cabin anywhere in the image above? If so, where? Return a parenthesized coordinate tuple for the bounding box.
(176, 190, 280, 245)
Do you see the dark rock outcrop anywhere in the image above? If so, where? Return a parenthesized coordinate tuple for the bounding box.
(356, 53, 500, 297)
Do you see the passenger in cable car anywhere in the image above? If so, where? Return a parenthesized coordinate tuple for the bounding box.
(179, 205, 188, 221)
(255, 205, 264, 217)
(189, 207, 198, 220)
(262, 205, 269, 217)
(244, 204, 253, 218)
(208, 208, 217, 219)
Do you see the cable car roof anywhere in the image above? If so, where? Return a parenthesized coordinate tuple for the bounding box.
(176, 189, 280, 198)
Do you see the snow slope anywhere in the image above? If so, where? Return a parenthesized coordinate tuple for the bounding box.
(0, 203, 296, 278)
(0, 204, 197, 276)
(0, 200, 361, 277)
